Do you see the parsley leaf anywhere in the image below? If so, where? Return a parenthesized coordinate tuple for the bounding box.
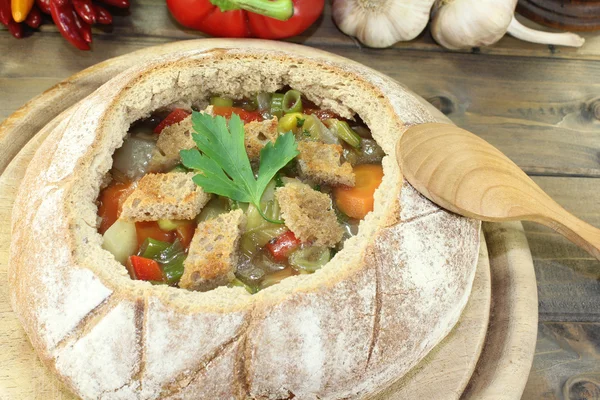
(180, 112, 299, 221)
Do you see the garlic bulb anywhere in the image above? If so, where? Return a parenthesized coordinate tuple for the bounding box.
(332, 0, 436, 48)
(431, 0, 585, 50)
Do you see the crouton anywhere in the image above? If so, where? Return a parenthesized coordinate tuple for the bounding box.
(149, 106, 214, 171)
(179, 209, 246, 291)
(120, 172, 210, 221)
(296, 141, 355, 187)
(244, 117, 279, 161)
(276, 181, 343, 247)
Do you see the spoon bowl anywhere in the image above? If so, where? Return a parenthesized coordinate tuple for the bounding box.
(397, 123, 600, 260)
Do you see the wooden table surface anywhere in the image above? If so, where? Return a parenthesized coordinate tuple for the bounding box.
(2, 3, 600, 399)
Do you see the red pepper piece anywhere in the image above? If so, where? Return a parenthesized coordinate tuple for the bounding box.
(96, 0, 128, 8)
(50, 0, 90, 50)
(72, 0, 95, 24)
(24, 5, 41, 27)
(0, 0, 12, 25)
(212, 106, 263, 123)
(135, 221, 176, 247)
(34, 0, 50, 14)
(246, 0, 323, 40)
(166, 0, 323, 40)
(265, 231, 301, 262)
(153, 108, 191, 134)
(93, 4, 111, 24)
(7, 19, 23, 37)
(128, 256, 164, 282)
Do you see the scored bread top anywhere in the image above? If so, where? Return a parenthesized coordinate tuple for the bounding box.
(9, 41, 480, 400)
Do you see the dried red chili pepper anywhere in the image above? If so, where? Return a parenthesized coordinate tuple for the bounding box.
(11, 0, 34, 22)
(0, 0, 12, 25)
(72, 0, 95, 24)
(7, 18, 22, 36)
(72, 6, 91, 43)
(96, 0, 127, 8)
(24, 4, 41, 27)
(34, 0, 50, 14)
(4, 0, 123, 50)
(93, 3, 110, 24)
(49, 0, 90, 50)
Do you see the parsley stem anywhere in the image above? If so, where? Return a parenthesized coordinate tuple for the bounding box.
(256, 204, 285, 225)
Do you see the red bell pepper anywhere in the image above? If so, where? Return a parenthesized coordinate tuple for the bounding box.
(128, 255, 164, 282)
(265, 231, 301, 262)
(154, 108, 191, 134)
(166, 0, 323, 39)
(212, 106, 263, 123)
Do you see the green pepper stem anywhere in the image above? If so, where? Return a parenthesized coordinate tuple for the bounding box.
(210, 0, 293, 21)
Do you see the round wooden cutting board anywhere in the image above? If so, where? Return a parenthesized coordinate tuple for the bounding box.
(0, 39, 538, 400)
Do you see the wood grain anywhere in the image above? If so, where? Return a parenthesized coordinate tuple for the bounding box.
(522, 322, 600, 399)
(527, 177, 600, 323)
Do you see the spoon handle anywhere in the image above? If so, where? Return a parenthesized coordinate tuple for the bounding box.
(534, 209, 600, 261)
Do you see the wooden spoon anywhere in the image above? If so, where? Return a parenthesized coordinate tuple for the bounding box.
(397, 122, 600, 260)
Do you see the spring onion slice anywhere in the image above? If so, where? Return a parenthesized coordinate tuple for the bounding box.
(283, 89, 303, 114)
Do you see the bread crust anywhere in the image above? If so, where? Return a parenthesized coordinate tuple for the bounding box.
(9, 40, 480, 400)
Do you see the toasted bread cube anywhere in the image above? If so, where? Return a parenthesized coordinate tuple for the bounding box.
(244, 117, 279, 161)
(120, 172, 210, 222)
(297, 141, 355, 187)
(179, 209, 246, 291)
(276, 181, 344, 247)
(149, 106, 214, 171)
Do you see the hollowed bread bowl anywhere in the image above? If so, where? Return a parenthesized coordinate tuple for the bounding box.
(9, 40, 480, 400)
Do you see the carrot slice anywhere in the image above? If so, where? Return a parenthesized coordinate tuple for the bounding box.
(333, 164, 384, 220)
(97, 182, 134, 234)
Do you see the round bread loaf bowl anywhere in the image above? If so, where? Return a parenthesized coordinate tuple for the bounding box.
(9, 40, 480, 400)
